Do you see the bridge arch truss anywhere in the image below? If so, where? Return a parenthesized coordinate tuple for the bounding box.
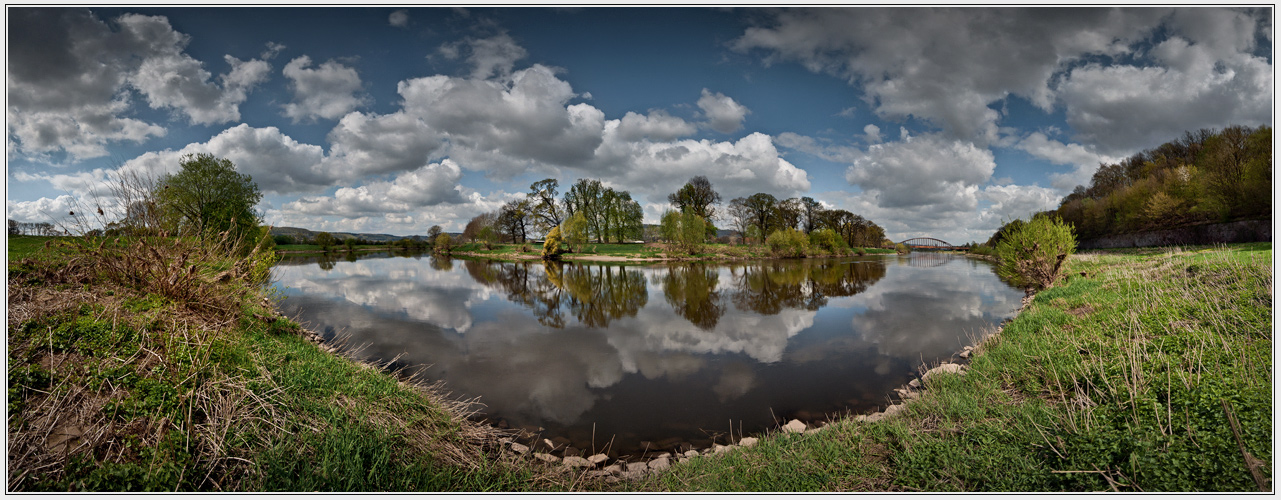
(898, 237, 964, 250)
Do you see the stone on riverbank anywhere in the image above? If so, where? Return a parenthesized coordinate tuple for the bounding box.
(783, 419, 806, 433)
(563, 456, 592, 468)
(923, 363, 965, 384)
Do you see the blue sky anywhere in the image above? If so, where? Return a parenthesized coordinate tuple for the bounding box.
(7, 6, 1273, 243)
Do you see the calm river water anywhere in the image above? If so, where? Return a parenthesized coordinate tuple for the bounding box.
(273, 252, 1023, 455)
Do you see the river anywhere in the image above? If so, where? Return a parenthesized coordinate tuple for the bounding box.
(273, 251, 1024, 456)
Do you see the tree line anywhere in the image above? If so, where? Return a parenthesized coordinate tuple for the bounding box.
(1050, 125, 1271, 240)
(8, 220, 63, 236)
(459, 174, 888, 255)
(464, 178, 646, 247)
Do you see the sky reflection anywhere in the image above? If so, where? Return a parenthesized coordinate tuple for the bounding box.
(274, 253, 1023, 453)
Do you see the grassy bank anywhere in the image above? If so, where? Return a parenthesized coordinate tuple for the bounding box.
(6, 236, 561, 491)
(643, 243, 1272, 491)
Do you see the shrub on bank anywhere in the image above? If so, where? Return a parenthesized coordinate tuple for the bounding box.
(434, 234, 452, 255)
(767, 228, 810, 258)
(808, 228, 848, 255)
(969, 243, 996, 257)
(894, 242, 911, 255)
(994, 214, 1076, 289)
(542, 227, 566, 259)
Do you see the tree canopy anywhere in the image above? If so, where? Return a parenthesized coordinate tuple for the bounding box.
(668, 176, 722, 238)
(1050, 125, 1271, 240)
(155, 153, 262, 252)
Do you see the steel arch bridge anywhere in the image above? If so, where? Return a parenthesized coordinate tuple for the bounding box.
(898, 237, 965, 251)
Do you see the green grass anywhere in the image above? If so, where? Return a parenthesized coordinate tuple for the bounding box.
(651, 243, 1272, 491)
(8, 235, 75, 261)
(7, 237, 557, 492)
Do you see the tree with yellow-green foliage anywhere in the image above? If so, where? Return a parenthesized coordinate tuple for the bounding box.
(542, 226, 566, 259)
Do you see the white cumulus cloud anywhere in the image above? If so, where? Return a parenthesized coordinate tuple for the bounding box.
(282, 55, 370, 122)
(697, 89, 751, 134)
(7, 9, 272, 159)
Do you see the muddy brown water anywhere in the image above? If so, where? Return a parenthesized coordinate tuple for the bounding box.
(273, 252, 1023, 457)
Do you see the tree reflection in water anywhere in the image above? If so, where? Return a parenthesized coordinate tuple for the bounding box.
(731, 259, 887, 315)
(463, 258, 889, 330)
(464, 260, 647, 328)
(661, 263, 724, 330)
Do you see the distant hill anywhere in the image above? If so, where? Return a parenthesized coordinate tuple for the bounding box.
(268, 226, 456, 243)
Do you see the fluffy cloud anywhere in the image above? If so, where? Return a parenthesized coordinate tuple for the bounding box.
(615, 110, 697, 142)
(1057, 40, 1271, 154)
(846, 132, 994, 212)
(1015, 132, 1122, 189)
(119, 124, 327, 193)
(6, 195, 81, 224)
(281, 56, 369, 122)
(7, 9, 270, 159)
(596, 129, 810, 203)
(977, 184, 1062, 226)
(320, 111, 444, 179)
(398, 64, 604, 174)
(697, 89, 751, 134)
(733, 7, 1270, 152)
(283, 160, 467, 215)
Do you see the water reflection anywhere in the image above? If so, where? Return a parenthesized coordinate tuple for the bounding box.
(273, 253, 1022, 454)
(661, 263, 723, 330)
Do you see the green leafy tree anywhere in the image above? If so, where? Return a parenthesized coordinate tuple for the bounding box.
(668, 176, 722, 239)
(478, 226, 497, 250)
(155, 153, 262, 252)
(562, 211, 589, 253)
(564, 179, 606, 243)
(661, 210, 706, 255)
(434, 233, 452, 255)
(426, 225, 443, 243)
(314, 232, 336, 251)
(343, 237, 357, 252)
(604, 190, 644, 242)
